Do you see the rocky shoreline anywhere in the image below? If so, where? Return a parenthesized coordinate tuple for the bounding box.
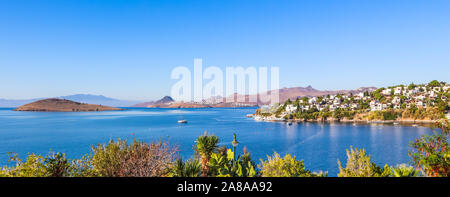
(250, 114, 438, 125)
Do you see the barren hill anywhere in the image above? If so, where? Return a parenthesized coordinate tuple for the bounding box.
(222, 86, 377, 105)
(132, 96, 174, 107)
(14, 98, 123, 112)
(163, 102, 211, 108)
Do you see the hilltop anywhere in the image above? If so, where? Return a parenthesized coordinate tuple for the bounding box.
(132, 96, 175, 107)
(14, 98, 123, 112)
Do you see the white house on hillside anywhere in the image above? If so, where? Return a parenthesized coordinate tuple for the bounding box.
(285, 104, 297, 113)
(394, 87, 402, 95)
(382, 89, 391, 95)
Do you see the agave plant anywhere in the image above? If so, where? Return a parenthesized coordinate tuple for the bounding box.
(169, 158, 201, 177)
(312, 171, 328, 177)
(195, 132, 219, 177)
(184, 159, 202, 177)
(391, 164, 420, 177)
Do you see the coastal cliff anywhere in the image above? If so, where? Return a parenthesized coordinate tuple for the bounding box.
(14, 98, 123, 112)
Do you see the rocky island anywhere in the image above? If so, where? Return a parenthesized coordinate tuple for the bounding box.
(14, 98, 123, 112)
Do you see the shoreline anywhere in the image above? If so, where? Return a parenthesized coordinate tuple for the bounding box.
(250, 114, 439, 126)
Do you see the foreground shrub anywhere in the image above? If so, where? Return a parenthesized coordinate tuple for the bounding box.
(90, 139, 128, 176)
(0, 152, 93, 177)
(44, 152, 71, 177)
(338, 146, 390, 177)
(70, 155, 97, 177)
(91, 139, 178, 177)
(410, 120, 450, 177)
(0, 153, 47, 177)
(258, 152, 314, 177)
(208, 147, 257, 177)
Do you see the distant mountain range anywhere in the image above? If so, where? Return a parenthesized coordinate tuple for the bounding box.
(0, 86, 377, 108)
(220, 85, 377, 105)
(0, 98, 40, 108)
(60, 94, 139, 107)
(262, 86, 377, 104)
(0, 94, 141, 107)
(133, 86, 377, 108)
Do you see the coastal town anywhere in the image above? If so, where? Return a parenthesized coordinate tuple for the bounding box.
(254, 80, 450, 122)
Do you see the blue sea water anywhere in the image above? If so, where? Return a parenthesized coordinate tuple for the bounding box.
(0, 107, 432, 176)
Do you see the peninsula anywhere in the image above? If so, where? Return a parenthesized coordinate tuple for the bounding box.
(14, 98, 123, 112)
(253, 80, 449, 123)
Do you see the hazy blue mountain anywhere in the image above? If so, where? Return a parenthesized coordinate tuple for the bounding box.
(0, 98, 41, 108)
(60, 94, 140, 107)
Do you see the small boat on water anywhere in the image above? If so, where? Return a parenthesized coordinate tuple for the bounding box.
(178, 120, 188, 124)
(177, 110, 187, 123)
(254, 116, 263, 121)
(393, 122, 399, 125)
(287, 122, 293, 126)
(412, 124, 418, 127)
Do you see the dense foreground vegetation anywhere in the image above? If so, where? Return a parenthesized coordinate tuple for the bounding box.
(1, 120, 448, 177)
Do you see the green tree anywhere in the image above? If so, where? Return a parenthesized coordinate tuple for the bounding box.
(285, 99, 292, 105)
(195, 132, 219, 177)
(428, 80, 441, 87)
(436, 100, 448, 112)
(302, 97, 309, 104)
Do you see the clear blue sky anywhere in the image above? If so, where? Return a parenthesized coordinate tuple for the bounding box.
(1, 0, 449, 100)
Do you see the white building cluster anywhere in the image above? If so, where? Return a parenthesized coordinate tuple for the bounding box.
(267, 83, 449, 115)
